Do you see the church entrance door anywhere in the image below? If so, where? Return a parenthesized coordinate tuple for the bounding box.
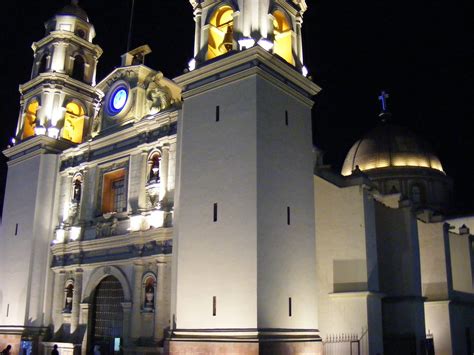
(90, 276, 125, 354)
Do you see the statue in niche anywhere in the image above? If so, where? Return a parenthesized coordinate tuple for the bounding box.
(73, 178, 82, 203)
(63, 284, 73, 313)
(143, 277, 155, 311)
(147, 155, 160, 184)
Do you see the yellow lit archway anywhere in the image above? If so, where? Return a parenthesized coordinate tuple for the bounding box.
(208, 6, 234, 60)
(273, 10, 294, 65)
(22, 100, 39, 140)
(62, 102, 85, 144)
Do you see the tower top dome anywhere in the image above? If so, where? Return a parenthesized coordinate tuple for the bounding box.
(341, 122, 444, 176)
(57, 0, 89, 22)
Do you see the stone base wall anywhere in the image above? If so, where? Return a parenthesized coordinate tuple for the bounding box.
(0, 334, 21, 355)
(165, 340, 323, 355)
(166, 341, 259, 355)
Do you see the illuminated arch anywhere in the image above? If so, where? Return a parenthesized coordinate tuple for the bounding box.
(208, 5, 234, 60)
(21, 100, 39, 140)
(62, 101, 85, 144)
(38, 53, 48, 74)
(272, 10, 294, 65)
(71, 55, 85, 81)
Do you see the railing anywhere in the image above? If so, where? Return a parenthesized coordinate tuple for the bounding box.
(323, 330, 369, 355)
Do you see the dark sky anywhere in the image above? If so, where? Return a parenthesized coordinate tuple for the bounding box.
(1, 0, 473, 214)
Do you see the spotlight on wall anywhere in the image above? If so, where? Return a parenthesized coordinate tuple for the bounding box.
(257, 38, 274, 51)
(10, 137, 16, 145)
(188, 58, 197, 72)
(70, 226, 81, 241)
(238, 37, 256, 50)
(47, 126, 60, 139)
(302, 66, 309, 77)
(35, 126, 46, 136)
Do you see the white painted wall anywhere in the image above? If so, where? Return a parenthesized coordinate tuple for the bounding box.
(314, 175, 383, 355)
(256, 77, 317, 329)
(174, 76, 259, 329)
(0, 153, 59, 327)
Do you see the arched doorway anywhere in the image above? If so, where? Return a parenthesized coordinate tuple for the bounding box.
(90, 276, 124, 354)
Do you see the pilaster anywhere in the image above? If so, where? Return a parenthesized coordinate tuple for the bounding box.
(155, 261, 167, 342)
(71, 268, 83, 333)
(131, 263, 144, 339)
(52, 271, 66, 332)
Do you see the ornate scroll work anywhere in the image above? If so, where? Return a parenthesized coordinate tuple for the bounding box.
(145, 73, 174, 115)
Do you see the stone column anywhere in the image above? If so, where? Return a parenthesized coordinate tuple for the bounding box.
(155, 261, 167, 342)
(71, 268, 83, 333)
(296, 13, 304, 64)
(79, 303, 92, 355)
(159, 146, 170, 202)
(52, 271, 66, 332)
(193, 6, 202, 57)
(121, 302, 133, 347)
(131, 263, 144, 339)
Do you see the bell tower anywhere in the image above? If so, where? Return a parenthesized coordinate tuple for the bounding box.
(190, 0, 307, 70)
(169, 0, 321, 354)
(0, 2, 101, 352)
(16, 0, 102, 144)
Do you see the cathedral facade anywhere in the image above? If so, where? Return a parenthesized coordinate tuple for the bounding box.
(0, 1, 473, 355)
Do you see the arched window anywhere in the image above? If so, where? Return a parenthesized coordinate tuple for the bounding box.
(72, 174, 83, 203)
(272, 10, 294, 65)
(21, 100, 39, 140)
(71, 55, 85, 81)
(62, 102, 85, 144)
(63, 281, 74, 313)
(142, 274, 156, 312)
(38, 53, 48, 74)
(147, 152, 161, 184)
(208, 6, 234, 60)
(411, 184, 423, 204)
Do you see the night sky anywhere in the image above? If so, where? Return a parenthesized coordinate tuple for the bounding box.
(1, 0, 473, 215)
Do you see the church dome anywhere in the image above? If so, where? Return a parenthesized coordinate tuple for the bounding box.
(341, 122, 444, 176)
(57, 1, 89, 22)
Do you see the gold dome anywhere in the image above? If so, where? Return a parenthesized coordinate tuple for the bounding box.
(341, 123, 444, 176)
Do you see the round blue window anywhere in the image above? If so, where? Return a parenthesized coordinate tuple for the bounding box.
(108, 86, 128, 116)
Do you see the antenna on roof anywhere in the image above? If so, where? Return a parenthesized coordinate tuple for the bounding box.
(127, 0, 136, 52)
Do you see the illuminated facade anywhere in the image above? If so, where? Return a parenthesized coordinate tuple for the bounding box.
(0, 1, 473, 355)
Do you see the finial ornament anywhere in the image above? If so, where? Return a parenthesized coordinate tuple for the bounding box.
(378, 90, 389, 112)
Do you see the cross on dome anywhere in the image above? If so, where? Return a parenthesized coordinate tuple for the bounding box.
(378, 90, 389, 112)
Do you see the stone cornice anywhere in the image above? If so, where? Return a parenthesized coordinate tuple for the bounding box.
(20, 72, 101, 99)
(3, 135, 73, 164)
(32, 31, 103, 57)
(174, 46, 320, 106)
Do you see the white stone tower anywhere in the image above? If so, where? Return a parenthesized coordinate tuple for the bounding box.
(169, 1, 321, 354)
(0, 1, 101, 352)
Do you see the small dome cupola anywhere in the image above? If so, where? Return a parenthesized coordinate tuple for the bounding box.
(342, 91, 444, 176)
(57, 0, 89, 22)
(341, 123, 445, 176)
(341, 91, 452, 213)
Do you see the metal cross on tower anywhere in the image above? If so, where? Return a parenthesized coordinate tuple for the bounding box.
(378, 90, 389, 112)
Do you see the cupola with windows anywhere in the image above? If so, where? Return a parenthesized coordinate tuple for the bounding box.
(341, 92, 453, 213)
(188, 0, 307, 71)
(13, 0, 102, 146)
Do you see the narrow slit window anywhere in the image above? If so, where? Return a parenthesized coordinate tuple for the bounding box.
(287, 206, 291, 225)
(213, 203, 218, 222)
(216, 106, 220, 122)
(14, 223, 19, 236)
(213, 296, 217, 316)
(289, 297, 292, 317)
(6, 304, 9, 317)
(285, 110, 289, 126)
